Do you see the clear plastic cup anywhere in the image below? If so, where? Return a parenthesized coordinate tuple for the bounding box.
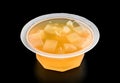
(20, 13, 100, 72)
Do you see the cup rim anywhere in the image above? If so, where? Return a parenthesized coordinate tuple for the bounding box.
(20, 13, 100, 58)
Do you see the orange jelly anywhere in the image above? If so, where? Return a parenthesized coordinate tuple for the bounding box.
(27, 18, 93, 72)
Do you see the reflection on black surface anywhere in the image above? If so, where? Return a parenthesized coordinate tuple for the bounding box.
(34, 58, 87, 83)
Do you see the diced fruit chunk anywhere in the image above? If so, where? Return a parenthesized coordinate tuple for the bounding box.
(37, 30, 45, 39)
(81, 36, 92, 48)
(44, 24, 62, 35)
(80, 28, 90, 37)
(73, 26, 83, 34)
(66, 21, 73, 27)
(73, 35, 92, 49)
(74, 24, 90, 37)
(66, 33, 82, 43)
(64, 43, 77, 52)
(62, 26, 71, 33)
(43, 39, 58, 53)
(44, 24, 54, 34)
(28, 32, 44, 48)
(72, 38, 85, 49)
(30, 30, 45, 39)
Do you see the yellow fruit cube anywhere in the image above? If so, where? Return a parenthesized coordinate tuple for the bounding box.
(62, 26, 71, 33)
(81, 36, 92, 48)
(43, 39, 58, 53)
(36, 30, 45, 39)
(73, 36, 92, 49)
(28, 32, 44, 48)
(73, 26, 83, 33)
(66, 33, 82, 43)
(44, 24, 62, 35)
(66, 21, 73, 27)
(64, 43, 77, 52)
(44, 24, 53, 34)
(72, 38, 85, 49)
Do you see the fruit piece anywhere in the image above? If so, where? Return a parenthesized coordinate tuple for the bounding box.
(62, 26, 71, 33)
(29, 37, 43, 48)
(64, 43, 77, 53)
(43, 39, 58, 53)
(80, 28, 90, 37)
(81, 35, 92, 48)
(29, 35, 43, 47)
(73, 35, 92, 49)
(30, 30, 45, 39)
(74, 23, 90, 37)
(72, 38, 85, 49)
(66, 21, 73, 27)
(73, 26, 83, 34)
(44, 24, 54, 34)
(28, 30, 45, 48)
(37, 30, 45, 39)
(66, 33, 82, 43)
(44, 24, 62, 35)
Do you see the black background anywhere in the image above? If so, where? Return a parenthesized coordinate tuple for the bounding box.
(2, 1, 118, 83)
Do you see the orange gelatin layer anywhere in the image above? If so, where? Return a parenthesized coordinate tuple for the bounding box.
(36, 54, 84, 72)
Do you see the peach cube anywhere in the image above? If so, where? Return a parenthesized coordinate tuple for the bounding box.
(66, 33, 81, 43)
(43, 39, 58, 53)
(73, 38, 85, 49)
(28, 32, 44, 48)
(64, 43, 77, 52)
(73, 26, 83, 34)
(66, 21, 73, 27)
(44, 24, 62, 35)
(44, 24, 53, 34)
(81, 36, 92, 48)
(62, 26, 71, 33)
